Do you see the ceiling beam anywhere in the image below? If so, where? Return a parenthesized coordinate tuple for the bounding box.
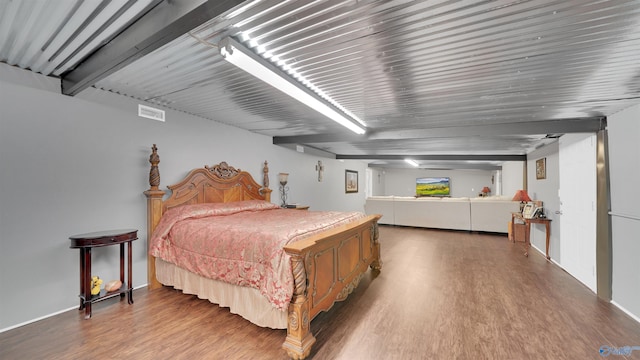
(367, 163, 502, 171)
(61, 0, 245, 96)
(272, 117, 606, 144)
(336, 154, 526, 161)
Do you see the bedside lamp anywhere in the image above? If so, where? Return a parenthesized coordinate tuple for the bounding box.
(512, 189, 532, 212)
(278, 173, 289, 207)
(481, 187, 491, 197)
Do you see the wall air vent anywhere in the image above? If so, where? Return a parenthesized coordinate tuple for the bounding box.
(138, 104, 165, 122)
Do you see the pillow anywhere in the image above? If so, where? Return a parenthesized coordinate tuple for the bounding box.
(163, 200, 279, 220)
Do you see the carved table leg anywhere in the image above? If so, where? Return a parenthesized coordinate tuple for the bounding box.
(524, 221, 531, 257)
(545, 222, 551, 260)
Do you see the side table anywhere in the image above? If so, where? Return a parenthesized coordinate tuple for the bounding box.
(69, 229, 138, 319)
(511, 213, 552, 260)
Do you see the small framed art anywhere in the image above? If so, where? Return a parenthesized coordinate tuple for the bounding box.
(345, 170, 358, 193)
(536, 158, 546, 180)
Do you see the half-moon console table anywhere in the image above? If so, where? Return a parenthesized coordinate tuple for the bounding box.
(69, 229, 138, 319)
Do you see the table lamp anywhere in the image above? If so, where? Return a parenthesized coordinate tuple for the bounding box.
(278, 173, 289, 207)
(512, 189, 531, 212)
(481, 186, 491, 197)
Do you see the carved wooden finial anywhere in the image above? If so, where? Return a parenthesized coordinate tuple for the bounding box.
(149, 144, 160, 190)
(205, 161, 240, 179)
(263, 160, 269, 188)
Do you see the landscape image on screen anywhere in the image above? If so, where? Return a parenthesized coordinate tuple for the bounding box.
(416, 177, 450, 196)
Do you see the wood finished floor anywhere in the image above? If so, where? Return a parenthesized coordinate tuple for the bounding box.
(2, 226, 640, 360)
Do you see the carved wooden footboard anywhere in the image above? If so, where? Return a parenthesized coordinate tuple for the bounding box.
(143, 145, 381, 359)
(283, 214, 382, 359)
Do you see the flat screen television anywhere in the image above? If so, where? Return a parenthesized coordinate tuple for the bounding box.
(416, 177, 450, 197)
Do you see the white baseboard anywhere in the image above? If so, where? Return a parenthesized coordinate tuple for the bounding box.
(529, 243, 547, 259)
(0, 284, 148, 333)
(0, 306, 77, 333)
(611, 300, 640, 324)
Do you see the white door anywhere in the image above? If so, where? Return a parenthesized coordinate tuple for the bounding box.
(558, 133, 597, 292)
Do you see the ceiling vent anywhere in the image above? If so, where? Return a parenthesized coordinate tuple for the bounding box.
(138, 104, 165, 122)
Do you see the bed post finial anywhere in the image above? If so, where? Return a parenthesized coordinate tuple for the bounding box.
(149, 144, 160, 190)
(260, 160, 273, 202)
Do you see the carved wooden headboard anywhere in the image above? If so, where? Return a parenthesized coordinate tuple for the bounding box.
(162, 162, 271, 212)
(143, 144, 272, 288)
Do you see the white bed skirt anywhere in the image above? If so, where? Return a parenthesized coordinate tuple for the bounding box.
(155, 258, 288, 329)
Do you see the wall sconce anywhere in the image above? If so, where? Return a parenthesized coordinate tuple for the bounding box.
(278, 172, 289, 207)
(481, 187, 491, 197)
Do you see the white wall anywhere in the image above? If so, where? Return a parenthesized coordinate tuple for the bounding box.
(369, 168, 386, 196)
(501, 161, 525, 198)
(607, 104, 640, 320)
(0, 64, 368, 330)
(377, 168, 494, 198)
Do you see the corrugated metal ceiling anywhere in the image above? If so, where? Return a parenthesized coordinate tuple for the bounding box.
(0, 0, 158, 76)
(2, 0, 639, 169)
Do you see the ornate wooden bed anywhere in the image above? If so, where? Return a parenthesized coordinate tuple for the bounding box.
(143, 145, 382, 359)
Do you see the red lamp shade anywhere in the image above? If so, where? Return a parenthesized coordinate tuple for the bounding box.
(512, 190, 531, 202)
(481, 187, 491, 194)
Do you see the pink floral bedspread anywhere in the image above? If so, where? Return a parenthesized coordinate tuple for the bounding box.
(149, 200, 366, 310)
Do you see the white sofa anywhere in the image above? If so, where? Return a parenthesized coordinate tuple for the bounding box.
(469, 197, 521, 233)
(364, 196, 520, 233)
(394, 197, 472, 231)
(362, 196, 395, 225)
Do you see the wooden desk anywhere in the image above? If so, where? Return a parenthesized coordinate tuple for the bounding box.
(69, 229, 138, 319)
(511, 213, 552, 260)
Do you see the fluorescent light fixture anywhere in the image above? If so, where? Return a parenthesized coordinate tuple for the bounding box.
(219, 37, 366, 135)
(405, 159, 420, 167)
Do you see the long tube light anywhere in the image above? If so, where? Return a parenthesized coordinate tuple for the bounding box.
(219, 37, 366, 135)
(405, 159, 420, 167)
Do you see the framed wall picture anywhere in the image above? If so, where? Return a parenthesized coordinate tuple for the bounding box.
(536, 157, 546, 180)
(345, 170, 358, 193)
